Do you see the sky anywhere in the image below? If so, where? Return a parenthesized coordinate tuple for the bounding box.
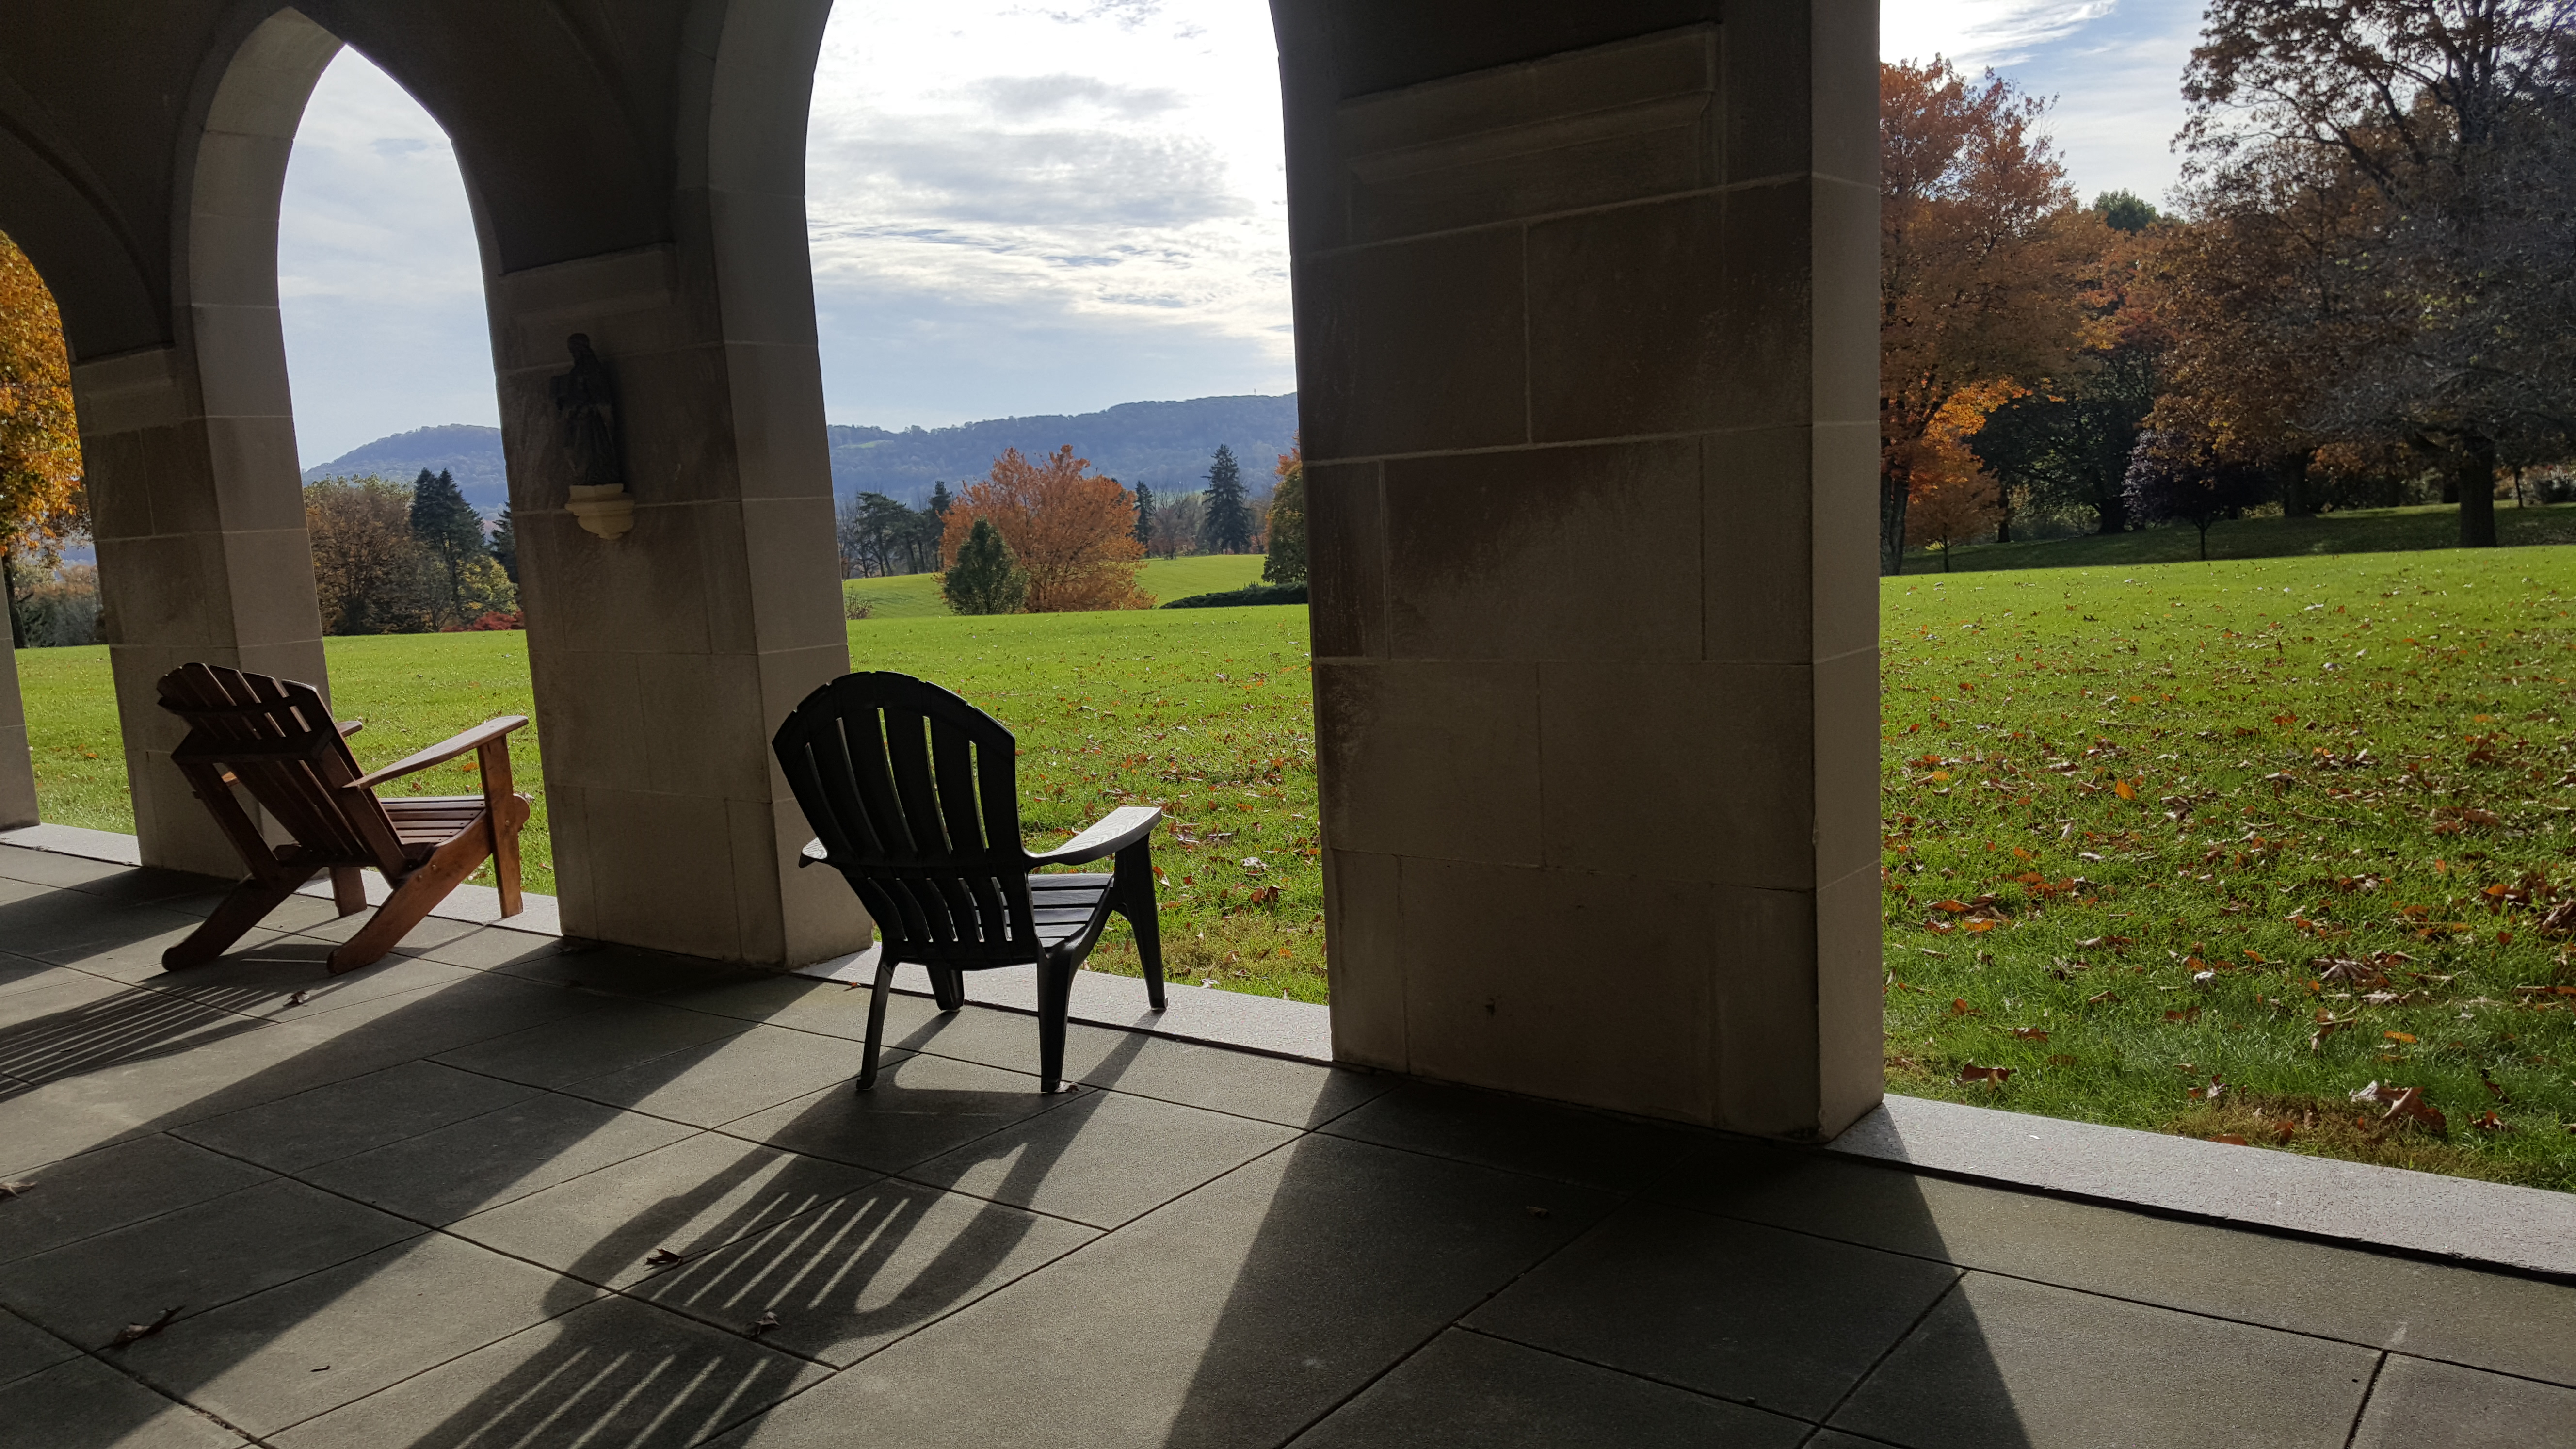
(275, 0, 2203, 467)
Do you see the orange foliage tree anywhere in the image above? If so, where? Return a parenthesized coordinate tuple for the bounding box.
(940, 446, 1150, 612)
(0, 230, 85, 645)
(1879, 58, 2086, 574)
(1901, 385, 2006, 569)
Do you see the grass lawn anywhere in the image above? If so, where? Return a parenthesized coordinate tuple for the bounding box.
(1882, 545, 2576, 1190)
(16, 535, 2576, 1187)
(1910, 500, 2576, 575)
(845, 554, 1269, 618)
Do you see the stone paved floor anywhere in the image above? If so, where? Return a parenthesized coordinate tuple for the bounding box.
(3, 842, 2573, 1449)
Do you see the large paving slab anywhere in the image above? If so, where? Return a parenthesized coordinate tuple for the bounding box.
(1467, 1199, 1961, 1420)
(0, 1352, 248, 1448)
(114, 1233, 595, 1439)
(2349, 1354, 2576, 1449)
(267, 1294, 823, 1449)
(446, 1132, 884, 1288)
(628, 1174, 1101, 1366)
(295, 1090, 698, 1225)
(1827, 1272, 2381, 1449)
(709, 1133, 1618, 1449)
(1287, 1329, 1809, 1449)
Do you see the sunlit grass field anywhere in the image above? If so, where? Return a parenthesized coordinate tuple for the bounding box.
(844, 553, 1268, 618)
(17, 540, 2576, 1186)
(1908, 500, 2576, 574)
(1881, 546, 2576, 1189)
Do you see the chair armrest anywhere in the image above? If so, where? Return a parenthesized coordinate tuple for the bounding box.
(338, 719, 363, 738)
(1027, 805, 1162, 867)
(346, 716, 529, 790)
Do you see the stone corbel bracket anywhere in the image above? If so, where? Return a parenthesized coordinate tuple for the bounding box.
(565, 484, 634, 538)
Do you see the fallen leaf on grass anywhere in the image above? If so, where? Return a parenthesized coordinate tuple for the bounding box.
(1949, 998, 1983, 1017)
(2047, 1053, 2078, 1066)
(2209, 1134, 2252, 1146)
(2011, 1027, 2050, 1040)
(2349, 1081, 2447, 1133)
(106, 1306, 183, 1349)
(2164, 1007, 2202, 1025)
(2472, 1111, 2509, 1134)
(1932, 899, 1972, 914)
(2384, 1030, 2418, 1045)
(643, 1248, 689, 1269)
(2085, 989, 2121, 1006)
(1957, 1064, 2014, 1084)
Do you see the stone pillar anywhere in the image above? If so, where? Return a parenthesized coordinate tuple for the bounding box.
(483, 1, 858, 966)
(76, 11, 339, 876)
(0, 625, 34, 829)
(1285, 3, 1883, 1138)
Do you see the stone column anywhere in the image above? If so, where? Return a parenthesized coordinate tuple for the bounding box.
(482, 2, 858, 966)
(1284, 3, 1882, 1138)
(75, 10, 339, 876)
(0, 625, 34, 829)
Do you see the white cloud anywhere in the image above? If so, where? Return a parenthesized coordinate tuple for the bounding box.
(270, 2, 2203, 459)
(802, 0, 1293, 427)
(276, 49, 496, 465)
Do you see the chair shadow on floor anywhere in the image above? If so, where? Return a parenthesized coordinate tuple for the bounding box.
(349, 1022, 1159, 1448)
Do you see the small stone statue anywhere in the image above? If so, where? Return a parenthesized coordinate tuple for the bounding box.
(549, 333, 623, 488)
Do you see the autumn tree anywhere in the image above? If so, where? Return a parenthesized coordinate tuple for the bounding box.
(306, 476, 434, 635)
(940, 445, 1149, 612)
(2180, 0, 2576, 546)
(1900, 388, 2006, 569)
(1878, 58, 2087, 574)
(1263, 443, 1306, 585)
(1972, 209, 2170, 535)
(0, 231, 85, 648)
(1149, 492, 1202, 559)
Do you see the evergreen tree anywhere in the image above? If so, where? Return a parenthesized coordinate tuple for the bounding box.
(1200, 444, 1251, 553)
(940, 516, 1026, 615)
(488, 505, 518, 582)
(926, 481, 953, 519)
(1262, 449, 1306, 585)
(409, 468, 484, 625)
(1132, 482, 1155, 549)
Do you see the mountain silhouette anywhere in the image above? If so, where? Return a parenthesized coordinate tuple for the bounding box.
(302, 394, 1300, 514)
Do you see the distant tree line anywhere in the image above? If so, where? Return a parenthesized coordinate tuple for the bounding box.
(304, 468, 518, 634)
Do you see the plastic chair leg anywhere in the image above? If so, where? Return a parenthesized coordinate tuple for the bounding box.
(854, 950, 899, 1092)
(1115, 841, 1166, 1012)
(1036, 954, 1076, 1093)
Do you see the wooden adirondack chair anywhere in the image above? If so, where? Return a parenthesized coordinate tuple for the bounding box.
(772, 671, 1164, 1094)
(156, 662, 531, 975)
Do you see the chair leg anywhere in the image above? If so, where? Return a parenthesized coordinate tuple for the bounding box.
(329, 867, 367, 917)
(1115, 841, 1166, 1012)
(162, 870, 313, 970)
(1036, 953, 1076, 1093)
(931, 965, 966, 1014)
(854, 950, 899, 1092)
(327, 830, 490, 975)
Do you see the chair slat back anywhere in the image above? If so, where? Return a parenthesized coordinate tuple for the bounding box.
(773, 672, 1037, 961)
(157, 663, 408, 873)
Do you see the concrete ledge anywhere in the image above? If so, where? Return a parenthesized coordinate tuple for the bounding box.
(1833, 1094, 2576, 1281)
(0, 821, 142, 865)
(0, 822, 561, 936)
(793, 946, 1333, 1065)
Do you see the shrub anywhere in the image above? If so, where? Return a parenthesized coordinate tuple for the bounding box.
(940, 517, 1027, 615)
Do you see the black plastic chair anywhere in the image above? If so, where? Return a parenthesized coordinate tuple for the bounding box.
(772, 671, 1165, 1093)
